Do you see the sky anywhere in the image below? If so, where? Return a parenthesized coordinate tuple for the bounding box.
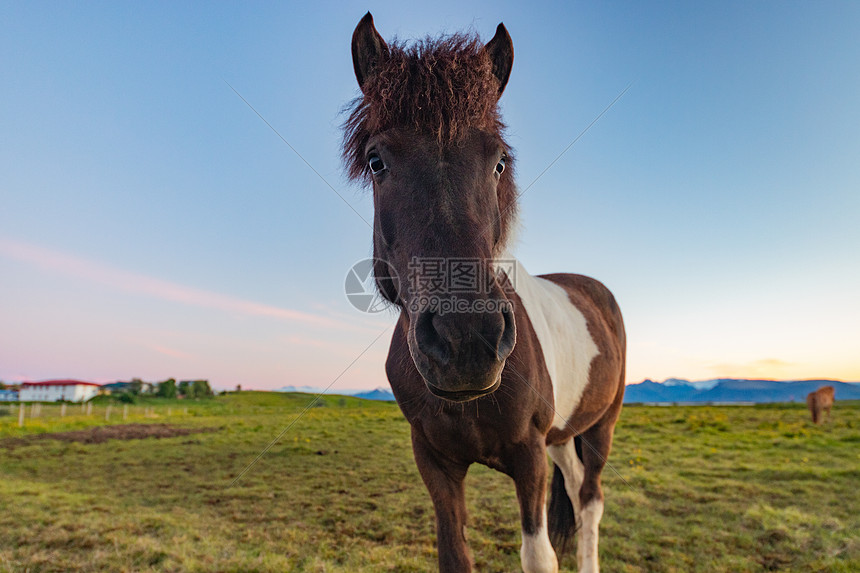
(2, 1, 859, 391)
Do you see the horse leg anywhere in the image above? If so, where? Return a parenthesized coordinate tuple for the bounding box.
(411, 427, 472, 573)
(547, 437, 585, 523)
(574, 415, 619, 573)
(548, 436, 597, 571)
(510, 440, 558, 573)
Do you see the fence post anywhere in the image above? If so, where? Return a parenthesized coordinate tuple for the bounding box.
(105, 405, 112, 422)
(86, 402, 93, 416)
(123, 404, 128, 421)
(18, 403, 25, 427)
(60, 403, 67, 417)
(167, 407, 172, 416)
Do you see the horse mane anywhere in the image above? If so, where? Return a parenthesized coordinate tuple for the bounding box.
(342, 32, 511, 183)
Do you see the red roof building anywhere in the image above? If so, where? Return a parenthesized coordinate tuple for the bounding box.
(19, 380, 101, 402)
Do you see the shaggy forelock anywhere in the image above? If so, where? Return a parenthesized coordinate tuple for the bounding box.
(342, 33, 508, 183)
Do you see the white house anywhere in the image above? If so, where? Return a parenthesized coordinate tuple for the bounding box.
(18, 380, 100, 403)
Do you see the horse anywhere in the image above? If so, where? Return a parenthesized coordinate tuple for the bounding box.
(343, 13, 626, 573)
(807, 386, 834, 424)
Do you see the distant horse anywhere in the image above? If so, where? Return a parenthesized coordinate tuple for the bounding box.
(807, 386, 834, 424)
(343, 14, 625, 573)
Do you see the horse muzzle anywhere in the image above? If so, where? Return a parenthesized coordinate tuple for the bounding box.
(424, 373, 503, 402)
(407, 303, 515, 402)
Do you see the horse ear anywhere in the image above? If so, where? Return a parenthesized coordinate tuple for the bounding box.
(483, 23, 514, 96)
(352, 12, 388, 93)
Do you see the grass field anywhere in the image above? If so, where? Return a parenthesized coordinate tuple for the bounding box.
(1, 393, 858, 572)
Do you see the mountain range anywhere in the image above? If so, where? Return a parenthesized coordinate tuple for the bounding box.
(277, 385, 396, 401)
(277, 379, 860, 405)
(623, 378, 860, 404)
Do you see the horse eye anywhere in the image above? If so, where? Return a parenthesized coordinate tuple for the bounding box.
(495, 157, 506, 176)
(368, 154, 386, 175)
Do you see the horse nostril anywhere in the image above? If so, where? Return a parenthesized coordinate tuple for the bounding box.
(415, 310, 450, 365)
(496, 305, 516, 361)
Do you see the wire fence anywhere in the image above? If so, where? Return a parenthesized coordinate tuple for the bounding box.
(0, 401, 198, 429)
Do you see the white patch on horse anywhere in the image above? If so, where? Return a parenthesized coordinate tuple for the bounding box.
(577, 498, 604, 573)
(506, 258, 600, 429)
(520, 515, 559, 573)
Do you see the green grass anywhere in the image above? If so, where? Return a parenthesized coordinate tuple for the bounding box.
(1, 394, 858, 572)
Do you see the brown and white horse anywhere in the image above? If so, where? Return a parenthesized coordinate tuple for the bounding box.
(807, 386, 834, 424)
(343, 13, 626, 573)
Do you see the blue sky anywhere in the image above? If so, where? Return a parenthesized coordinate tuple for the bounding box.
(2, 1, 859, 390)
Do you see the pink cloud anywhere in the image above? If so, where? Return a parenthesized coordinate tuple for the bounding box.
(0, 239, 363, 332)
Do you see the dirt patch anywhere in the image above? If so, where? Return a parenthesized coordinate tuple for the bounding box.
(1, 423, 217, 447)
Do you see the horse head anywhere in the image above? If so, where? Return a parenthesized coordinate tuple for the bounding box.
(344, 13, 518, 401)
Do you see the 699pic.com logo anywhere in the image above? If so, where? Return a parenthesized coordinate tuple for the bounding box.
(344, 258, 398, 314)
